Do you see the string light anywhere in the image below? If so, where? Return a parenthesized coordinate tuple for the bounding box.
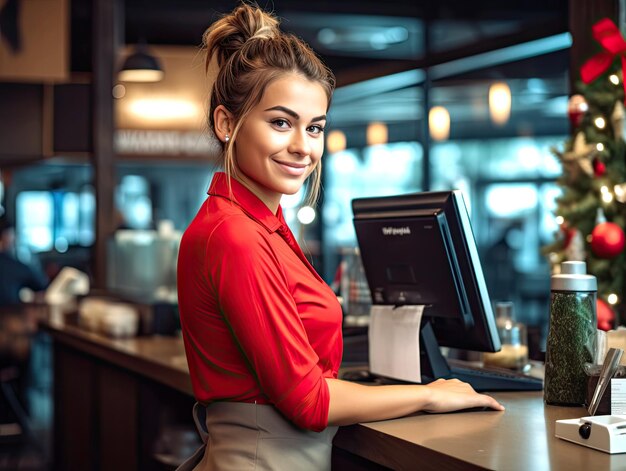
(595, 117, 606, 129)
(608, 293, 619, 305)
(610, 74, 620, 85)
(600, 186, 614, 203)
(597, 143, 605, 151)
(614, 183, 626, 203)
(555, 216, 564, 225)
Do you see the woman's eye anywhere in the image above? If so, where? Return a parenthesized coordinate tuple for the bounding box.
(308, 125, 325, 135)
(272, 119, 289, 129)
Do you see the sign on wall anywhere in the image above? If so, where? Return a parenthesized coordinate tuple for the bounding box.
(114, 129, 219, 157)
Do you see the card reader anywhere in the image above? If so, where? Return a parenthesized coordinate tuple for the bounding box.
(555, 415, 626, 454)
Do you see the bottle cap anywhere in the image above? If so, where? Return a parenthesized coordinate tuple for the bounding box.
(551, 261, 597, 292)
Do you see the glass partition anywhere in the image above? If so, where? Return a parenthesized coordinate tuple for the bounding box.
(320, 38, 570, 351)
(322, 142, 423, 281)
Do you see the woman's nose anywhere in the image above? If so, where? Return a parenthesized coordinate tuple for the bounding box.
(288, 129, 311, 157)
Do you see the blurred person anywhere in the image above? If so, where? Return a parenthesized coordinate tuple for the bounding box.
(0, 217, 47, 430)
(177, 4, 503, 470)
(0, 216, 48, 308)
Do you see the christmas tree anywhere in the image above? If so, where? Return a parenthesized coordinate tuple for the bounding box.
(547, 18, 626, 329)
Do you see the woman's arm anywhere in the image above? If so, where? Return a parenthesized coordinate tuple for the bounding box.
(326, 377, 504, 426)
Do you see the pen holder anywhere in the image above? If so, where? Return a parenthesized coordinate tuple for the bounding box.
(586, 375, 612, 415)
(585, 364, 626, 415)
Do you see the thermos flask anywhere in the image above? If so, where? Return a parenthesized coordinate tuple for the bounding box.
(544, 261, 597, 405)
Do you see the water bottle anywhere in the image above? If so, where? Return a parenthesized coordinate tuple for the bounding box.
(544, 261, 597, 405)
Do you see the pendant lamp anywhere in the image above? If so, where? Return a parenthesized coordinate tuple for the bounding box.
(119, 42, 164, 83)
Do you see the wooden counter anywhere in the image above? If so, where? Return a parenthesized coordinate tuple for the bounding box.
(42, 318, 626, 471)
(42, 317, 192, 395)
(41, 317, 195, 471)
(334, 391, 626, 470)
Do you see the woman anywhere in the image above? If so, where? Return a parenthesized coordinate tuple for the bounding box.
(177, 3, 504, 470)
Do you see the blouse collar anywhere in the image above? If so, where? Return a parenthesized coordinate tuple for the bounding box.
(207, 172, 285, 234)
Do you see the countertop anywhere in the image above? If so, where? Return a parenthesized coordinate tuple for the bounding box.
(40, 314, 192, 395)
(41, 314, 626, 470)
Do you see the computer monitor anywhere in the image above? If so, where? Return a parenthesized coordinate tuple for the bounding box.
(352, 190, 542, 391)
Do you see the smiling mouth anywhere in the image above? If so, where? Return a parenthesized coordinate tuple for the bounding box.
(274, 160, 309, 176)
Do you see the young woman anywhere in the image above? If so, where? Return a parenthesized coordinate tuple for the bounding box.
(177, 4, 504, 470)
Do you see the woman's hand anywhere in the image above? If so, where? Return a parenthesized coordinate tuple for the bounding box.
(326, 377, 504, 426)
(423, 378, 505, 413)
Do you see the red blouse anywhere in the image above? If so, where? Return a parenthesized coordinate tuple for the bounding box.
(177, 172, 343, 432)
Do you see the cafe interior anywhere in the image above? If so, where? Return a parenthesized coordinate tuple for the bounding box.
(0, 0, 622, 469)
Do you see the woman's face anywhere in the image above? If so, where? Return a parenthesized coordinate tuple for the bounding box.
(233, 73, 327, 213)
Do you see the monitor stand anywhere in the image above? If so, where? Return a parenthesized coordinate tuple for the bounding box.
(418, 321, 542, 392)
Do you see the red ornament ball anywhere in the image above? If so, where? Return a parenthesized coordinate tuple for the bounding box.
(593, 158, 606, 177)
(567, 94, 588, 127)
(560, 224, 576, 249)
(597, 298, 615, 331)
(591, 222, 626, 258)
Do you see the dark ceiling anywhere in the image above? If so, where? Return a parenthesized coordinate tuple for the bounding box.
(72, 0, 569, 85)
(70, 0, 572, 142)
(121, 0, 569, 84)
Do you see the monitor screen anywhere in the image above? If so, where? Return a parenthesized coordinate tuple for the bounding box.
(352, 190, 507, 385)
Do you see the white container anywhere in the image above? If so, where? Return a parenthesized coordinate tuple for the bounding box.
(79, 297, 139, 338)
(100, 303, 139, 338)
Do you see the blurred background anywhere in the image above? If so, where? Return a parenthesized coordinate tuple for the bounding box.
(1, 0, 621, 468)
(1, 0, 585, 328)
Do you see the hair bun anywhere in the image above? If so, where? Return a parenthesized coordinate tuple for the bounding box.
(203, 4, 280, 68)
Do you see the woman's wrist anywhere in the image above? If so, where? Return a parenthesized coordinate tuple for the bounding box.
(416, 384, 435, 411)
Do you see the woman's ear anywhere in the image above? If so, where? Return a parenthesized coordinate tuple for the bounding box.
(214, 105, 234, 143)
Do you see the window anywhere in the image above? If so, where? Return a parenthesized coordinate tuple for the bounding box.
(322, 142, 422, 280)
(16, 188, 96, 254)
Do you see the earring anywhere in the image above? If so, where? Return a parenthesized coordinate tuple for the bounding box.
(224, 134, 230, 143)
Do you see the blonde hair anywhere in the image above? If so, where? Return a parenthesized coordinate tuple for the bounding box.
(203, 2, 335, 206)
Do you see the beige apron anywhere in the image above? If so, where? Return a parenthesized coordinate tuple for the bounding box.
(176, 402, 338, 471)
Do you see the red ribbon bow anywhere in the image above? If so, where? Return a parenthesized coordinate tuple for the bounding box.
(580, 18, 626, 100)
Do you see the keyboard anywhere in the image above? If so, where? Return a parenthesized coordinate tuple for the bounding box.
(448, 360, 543, 392)
(341, 361, 544, 391)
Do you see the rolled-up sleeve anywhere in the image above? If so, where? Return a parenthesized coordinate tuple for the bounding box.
(206, 217, 330, 431)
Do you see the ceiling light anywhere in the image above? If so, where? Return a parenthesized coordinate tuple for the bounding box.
(489, 82, 511, 126)
(128, 99, 199, 121)
(326, 130, 346, 154)
(119, 44, 164, 83)
(366, 122, 388, 146)
(429, 106, 450, 141)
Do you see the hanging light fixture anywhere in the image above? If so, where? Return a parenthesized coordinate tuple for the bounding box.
(119, 42, 164, 83)
(429, 106, 450, 141)
(326, 130, 347, 153)
(488, 82, 511, 126)
(366, 122, 388, 146)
